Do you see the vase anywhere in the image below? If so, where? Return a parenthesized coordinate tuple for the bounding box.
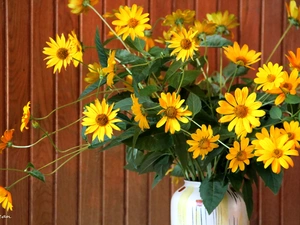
(171, 180, 249, 225)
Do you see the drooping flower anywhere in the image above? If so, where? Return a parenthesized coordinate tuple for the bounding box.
(131, 94, 150, 131)
(280, 121, 300, 148)
(162, 9, 196, 27)
(43, 34, 73, 73)
(68, 0, 99, 14)
(285, 0, 300, 27)
(206, 11, 239, 36)
(267, 69, 300, 105)
(192, 20, 216, 40)
(102, 50, 116, 87)
(187, 124, 220, 159)
(216, 87, 266, 135)
(84, 63, 103, 85)
(0, 129, 14, 153)
(156, 92, 192, 134)
(112, 4, 152, 40)
(226, 137, 254, 172)
(68, 30, 83, 67)
(82, 98, 122, 142)
(167, 27, 198, 62)
(223, 42, 261, 70)
(251, 126, 282, 150)
(254, 62, 284, 91)
(255, 134, 299, 174)
(286, 48, 300, 71)
(20, 101, 31, 132)
(0, 186, 13, 211)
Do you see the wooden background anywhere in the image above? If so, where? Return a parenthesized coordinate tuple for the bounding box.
(1, 0, 300, 224)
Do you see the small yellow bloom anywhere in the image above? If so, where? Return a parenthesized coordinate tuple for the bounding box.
(162, 9, 196, 27)
(187, 125, 220, 159)
(102, 50, 116, 87)
(192, 20, 216, 39)
(226, 137, 254, 172)
(251, 126, 282, 150)
(280, 121, 300, 148)
(285, 0, 300, 26)
(206, 11, 239, 36)
(68, 30, 83, 67)
(85, 63, 103, 85)
(286, 48, 300, 71)
(131, 94, 150, 131)
(156, 92, 192, 134)
(68, 0, 99, 14)
(0, 187, 13, 211)
(0, 129, 14, 153)
(20, 101, 31, 132)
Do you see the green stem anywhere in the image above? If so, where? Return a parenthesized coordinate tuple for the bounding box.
(219, 48, 223, 98)
(176, 69, 185, 94)
(228, 66, 239, 92)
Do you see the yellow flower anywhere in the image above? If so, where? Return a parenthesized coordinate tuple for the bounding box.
(141, 30, 155, 51)
(251, 126, 282, 150)
(285, 0, 300, 26)
(21, 101, 31, 132)
(223, 42, 261, 70)
(102, 50, 116, 87)
(82, 99, 122, 142)
(155, 27, 178, 45)
(216, 87, 266, 135)
(112, 4, 151, 40)
(156, 92, 192, 134)
(268, 69, 300, 105)
(192, 20, 216, 39)
(286, 48, 300, 71)
(123, 75, 133, 92)
(162, 9, 195, 27)
(167, 27, 198, 62)
(280, 121, 300, 148)
(0, 129, 14, 153)
(226, 137, 254, 172)
(68, 0, 99, 14)
(187, 125, 220, 159)
(254, 62, 284, 91)
(84, 63, 103, 85)
(0, 187, 13, 211)
(43, 34, 73, 73)
(131, 94, 150, 131)
(68, 30, 83, 67)
(255, 134, 299, 174)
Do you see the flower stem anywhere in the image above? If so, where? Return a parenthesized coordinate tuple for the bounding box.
(228, 66, 239, 92)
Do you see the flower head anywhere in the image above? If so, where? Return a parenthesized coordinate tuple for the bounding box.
(156, 92, 192, 134)
(43, 34, 73, 73)
(192, 20, 216, 40)
(68, 0, 99, 14)
(187, 125, 220, 159)
(254, 62, 284, 91)
(84, 63, 103, 85)
(206, 11, 239, 36)
(167, 27, 198, 62)
(102, 50, 116, 87)
(252, 126, 282, 149)
(162, 9, 196, 27)
(280, 121, 300, 148)
(0, 129, 14, 153)
(131, 94, 150, 131)
(21, 101, 31, 132)
(0, 187, 13, 211)
(223, 42, 261, 70)
(285, 0, 300, 27)
(216, 87, 266, 135)
(226, 137, 254, 172)
(286, 48, 300, 71)
(68, 30, 83, 67)
(112, 4, 151, 40)
(255, 133, 299, 174)
(82, 99, 122, 142)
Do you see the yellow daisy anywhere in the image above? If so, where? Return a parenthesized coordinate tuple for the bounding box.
(20, 101, 31, 132)
(131, 94, 150, 131)
(112, 4, 152, 40)
(226, 137, 254, 172)
(254, 62, 284, 91)
(216, 87, 266, 135)
(43, 34, 73, 73)
(255, 134, 299, 174)
(156, 92, 192, 134)
(0, 186, 13, 211)
(280, 121, 300, 148)
(167, 27, 198, 62)
(68, 30, 83, 67)
(84, 63, 103, 85)
(162, 9, 196, 27)
(82, 98, 122, 142)
(102, 50, 116, 87)
(68, 0, 99, 14)
(0, 129, 14, 153)
(186, 124, 220, 159)
(223, 42, 261, 70)
(286, 48, 300, 71)
(268, 69, 300, 105)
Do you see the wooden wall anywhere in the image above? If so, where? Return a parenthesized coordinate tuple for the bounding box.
(1, 0, 300, 224)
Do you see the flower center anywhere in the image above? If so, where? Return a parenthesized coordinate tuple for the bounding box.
(175, 17, 184, 26)
(288, 132, 295, 140)
(198, 138, 209, 149)
(180, 38, 192, 50)
(128, 18, 138, 28)
(96, 114, 109, 126)
(234, 105, 248, 118)
(236, 56, 247, 66)
(237, 151, 247, 161)
(267, 74, 276, 82)
(166, 107, 177, 118)
(56, 48, 69, 60)
(282, 82, 292, 92)
(273, 149, 283, 158)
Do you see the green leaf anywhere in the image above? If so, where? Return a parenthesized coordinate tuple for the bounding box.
(223, 62, 249, 78)
(200, 178, 228, 214)
(114, 97, 132, 111)
(285, 94, 300, 104)
(95, 27, 108, 67)
(168, 70, 201, 88)
(115, 49, 146, 65)
(124, 147, 145, 171)
(139, 85, 158, 96)
(151, 154, 173, 188)
(79, 79, 106, 99)
(200, 35, 232, 48)
(125, 37, 146, 53)
(242, 178, 253, 219)
(173, 134, 188, 169)
(269, 106, 282, 119)
(165, 60, 183, 83)
(24, 163, 45, 182)
(186, 92, 202, 116)
(138, 151, 170, 174)
(227, 172, 244, 191)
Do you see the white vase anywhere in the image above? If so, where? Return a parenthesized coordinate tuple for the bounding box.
(171, 180, 249, 225)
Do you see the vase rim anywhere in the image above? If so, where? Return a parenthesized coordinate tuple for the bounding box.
(184, 180, 201, 186)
